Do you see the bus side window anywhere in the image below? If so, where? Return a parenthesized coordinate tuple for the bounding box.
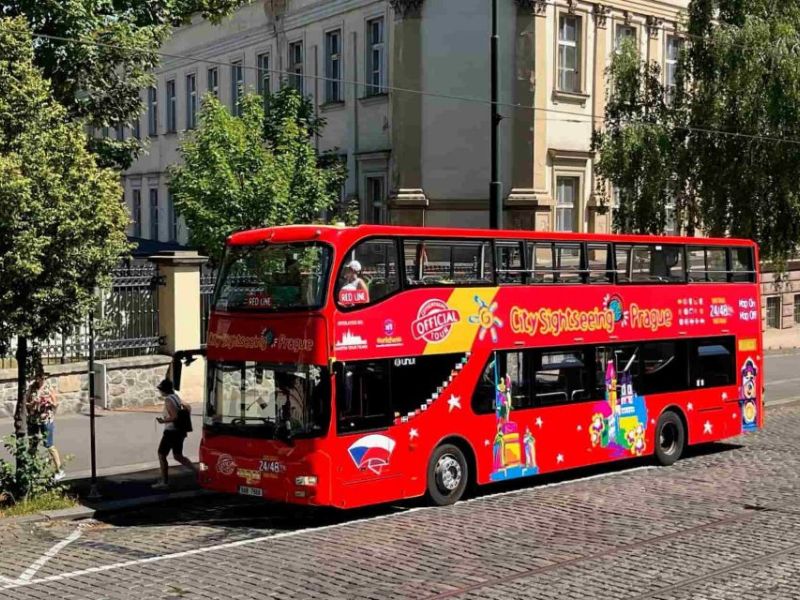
(533, 349, 591, 405)
(690, 337, 735, 388)
(335, 361, 393, 433)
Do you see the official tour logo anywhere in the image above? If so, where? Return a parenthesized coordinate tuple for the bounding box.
(412, 299, 460, 343)
(216, 454, 236, 476)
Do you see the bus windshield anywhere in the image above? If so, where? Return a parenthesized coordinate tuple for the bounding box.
(205, 362, 330, 439)
(214, 242, 332, 312)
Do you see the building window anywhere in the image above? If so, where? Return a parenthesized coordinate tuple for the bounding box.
(115, 124, 125, 141)
(665, 197, 677, 234)
(132, 113, 140, 140)
(101, 126, 109, 138)
(147, 86, 158, 136)
(207, 67, 219, 97)
(325, 30, 342, 103)
(665, 35, 683, 104)
(166, 79, 176, 132)
(257, 53, 270, 100)
(766, 296, 781, 329)
(231, 60, 244, 116)
(149, 188, 159, 241)
(186, 73, 197, 129)
(366, 18, 385, 96)
(366, 176, 385, 224)
(555, 176, 579, 232)
(289, 41, 304, 94)
(557, 14, 581, 92)
(132, 189, 142, 237)
(168, 190, 178, 242)
(615, 24, 637, 51)
(795, 295, 800, 325)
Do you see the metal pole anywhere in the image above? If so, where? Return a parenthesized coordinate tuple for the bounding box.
(490, 0, 503, 229)
(87, 310, 101, 500)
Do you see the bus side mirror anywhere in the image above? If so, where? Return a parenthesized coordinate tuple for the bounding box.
(172, 358, 183, 391)
(171, 348, 206, 391)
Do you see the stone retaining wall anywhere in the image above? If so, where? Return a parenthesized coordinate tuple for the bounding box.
(0, 355, 172, 418)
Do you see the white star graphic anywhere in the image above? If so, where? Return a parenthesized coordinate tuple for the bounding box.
(576, 425, 582, 432)
(732, 413, 737, 419)
(535, 417, 543, 428)
(484, 439, 490, 447)
(447, 395, 462, 412)
(409, 428, 419, 440)
(687, 402, 694, 411)
(556, 453, 564, 464)
(650, 419, 656, 425)
(721, 392, 728, 401)
(703, 420, 713, 434)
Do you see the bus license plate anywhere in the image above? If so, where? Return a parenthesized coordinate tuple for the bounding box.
(238, 485, 263, 497)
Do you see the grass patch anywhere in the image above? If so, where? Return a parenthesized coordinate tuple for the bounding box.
(0, 490, 77, 519)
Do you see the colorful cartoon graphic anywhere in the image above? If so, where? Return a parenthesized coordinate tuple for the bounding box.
(468, 295, 503, 343)
(589, 359, 648, 456)
(490, 371, 538, 481)
(348, 434, 396, 475)
(603, 294, 629, 326)
(739, 357, 758, 433)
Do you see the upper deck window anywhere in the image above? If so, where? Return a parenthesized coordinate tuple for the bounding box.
(404, 239, 493, 287)
(336, 238, 400, 308)
(616, 244, 684, 283)
(214, 242, 331, 312)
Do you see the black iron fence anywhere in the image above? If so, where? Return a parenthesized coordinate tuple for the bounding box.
(200, 265, 218, 346)
(0, 262, 162, 369)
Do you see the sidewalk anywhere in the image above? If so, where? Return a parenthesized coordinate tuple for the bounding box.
(0, 404, 201, 480)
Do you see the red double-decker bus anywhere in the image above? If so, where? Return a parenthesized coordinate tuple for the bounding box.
(193, 225, 762, 508)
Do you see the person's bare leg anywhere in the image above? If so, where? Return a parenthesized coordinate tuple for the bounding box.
(158, 453, 169, 484)
(48, 446, 62, 471)
(174, 454, 197, 474)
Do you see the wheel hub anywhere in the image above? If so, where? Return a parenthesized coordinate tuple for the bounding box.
(435, 454, 462, 492)
(659, 422, 678, 455)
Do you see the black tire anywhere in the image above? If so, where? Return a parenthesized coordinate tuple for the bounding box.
(426, 444, 469, 506)
(654, 411, 685, 466)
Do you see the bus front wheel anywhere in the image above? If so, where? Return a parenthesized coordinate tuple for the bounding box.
(655, 411, 685, 466)
(427, 444, 468, 506)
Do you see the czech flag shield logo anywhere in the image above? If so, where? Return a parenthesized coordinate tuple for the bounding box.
(348, 434, 396, 475)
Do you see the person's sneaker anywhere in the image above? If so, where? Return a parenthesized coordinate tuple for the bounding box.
(151, 482, 169, 491)
(54, 470, 65, 481)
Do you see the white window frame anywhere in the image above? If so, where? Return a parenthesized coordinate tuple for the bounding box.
(555, 176, 580, 233)
(166, 79, 177, 132)
(615, 23, 637, 52)
(147, 85, 158, 136)
(207, 66, 219, 97)
(231, 60, 244, 116)
(665, 35, 683, 104)
(257, 52, 271, 99)
(557, 13, 582, 93)
(766, 296, 781, 329)
(186, 72, 197, 129)
(149, 188, 159, 241)
(365, 175, 386, 224)
(289, 41, 304, 95)
(366, 17, 385, 96)
(325, 29, 343, 103)
(132, 188, 142, 237)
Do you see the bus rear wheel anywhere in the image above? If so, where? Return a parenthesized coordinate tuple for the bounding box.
(427, 444, 468, 506)
(655, 411, 685, 466)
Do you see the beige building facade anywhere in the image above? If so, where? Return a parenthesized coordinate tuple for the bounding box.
(121, 0, 689, 241)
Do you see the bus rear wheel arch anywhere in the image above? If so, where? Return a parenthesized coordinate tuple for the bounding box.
(654, 409, 686, 466)
(426, 442, 471, 506)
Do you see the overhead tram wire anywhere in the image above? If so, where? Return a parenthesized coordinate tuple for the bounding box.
(29, 31, 800, 147)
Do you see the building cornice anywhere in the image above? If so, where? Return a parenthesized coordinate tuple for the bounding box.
(389, 0, 424, 18)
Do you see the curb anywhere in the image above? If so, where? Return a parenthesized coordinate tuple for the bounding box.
(1, 489, 215, 526)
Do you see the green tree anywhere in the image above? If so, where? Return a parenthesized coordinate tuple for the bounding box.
(684, 0, 800, 262)
(593, 40, 674, 234)
(169, 87, 350, 264)
(595, 2, 800, 262)
(0, 17, 130, 496)
(0, 0, 250, 168)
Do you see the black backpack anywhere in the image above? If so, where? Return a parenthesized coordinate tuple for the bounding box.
(170, 395, 193, 434)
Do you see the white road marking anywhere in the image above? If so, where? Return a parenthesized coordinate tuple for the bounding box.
(0, 465, 656, 591)
(7, 523, 86, 585)
(766, 377, 800, 387)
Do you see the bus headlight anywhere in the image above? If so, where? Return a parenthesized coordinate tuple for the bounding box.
(295, 475, 318, 486)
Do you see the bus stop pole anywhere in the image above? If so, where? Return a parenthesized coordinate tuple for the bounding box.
(489, 0, 503, 230)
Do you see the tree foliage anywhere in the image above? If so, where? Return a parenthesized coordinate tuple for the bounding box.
(0, 0, 250, 169)
(595, 1, 800, 262)
(169, 87, 351, 264)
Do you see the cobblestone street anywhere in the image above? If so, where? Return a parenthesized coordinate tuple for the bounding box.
(2, 401, 800, 600)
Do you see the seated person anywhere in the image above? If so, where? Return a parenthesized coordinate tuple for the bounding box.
(338, 260, 369, 305)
